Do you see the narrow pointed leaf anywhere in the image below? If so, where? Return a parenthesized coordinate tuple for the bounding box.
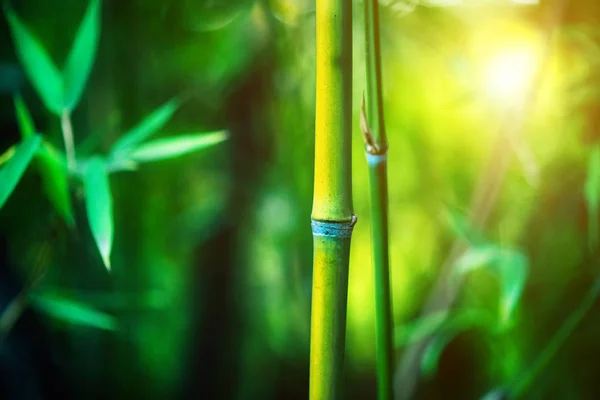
(419, 310, 494, 378)
(453, 245, 529, 324)
(39, 142, 74, 226)
(13, 95, 74, 226)
(63, 0, 101, 110)
(83, 157, 113, 270)
(128, 131, 228, 163)
(14, 93, 35, 138)
(395, 311, 449, 347)
(110, 98, 180, 155)
(497, 251, 528, 324)
(0, 146, 16, 167)
(421, 332, 455, 378)
(453, 245, 500, 278)
(0, 135, 42, 209)
(444, 205, 486, 245)
(5, 8, 64, 114)
(30, 292, 117, 330)
(584, 145, 600, 251)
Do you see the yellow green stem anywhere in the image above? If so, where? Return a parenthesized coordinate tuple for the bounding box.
(310, 0, 354, 398)
(363, 0, 394, 398)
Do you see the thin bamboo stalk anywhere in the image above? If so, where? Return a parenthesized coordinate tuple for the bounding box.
(362, 1, 394, 398)
(310, 0, 354, 399)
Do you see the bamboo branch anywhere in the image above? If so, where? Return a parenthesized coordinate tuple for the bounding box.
(61, 109, 77, 171)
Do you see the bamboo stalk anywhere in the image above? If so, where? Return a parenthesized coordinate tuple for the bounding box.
(362, 1, 394, 398)
(310, 0, 354, 399)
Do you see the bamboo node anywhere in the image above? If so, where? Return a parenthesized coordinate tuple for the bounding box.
(360, 93, 388, 156)
(366, 152, 387, 166)
(311, 216, 357, 238)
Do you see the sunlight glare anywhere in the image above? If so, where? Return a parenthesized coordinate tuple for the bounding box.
(485, 47, 538, 103)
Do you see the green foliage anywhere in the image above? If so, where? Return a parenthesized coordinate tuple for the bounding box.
(30, 291, 117, 330)
(14, 95, 74, 226)
(83, 157, 113, 270)
(127, 131, 228, 163)
(444, 205, 486, 246)
(393, 208, 529, 380)
(421, 331, 455, 378)
(420, 310, 494, 378)
(0, 146, 16, 167)
(37, 142, 74, 226)
(6, 0, 101, 113)
(63, 0, 101, 110)
(13, 93, 35, 138)
(584, 144, 600, 251)
(3, 1, 227, 271)
(0, 135, 42, 209)
(396, 309, 495, 377)
(5, 7, 64, 114)
(110, 98, 181, 157)
(395, 311, 449, 347)
(453, 244, 528, 324)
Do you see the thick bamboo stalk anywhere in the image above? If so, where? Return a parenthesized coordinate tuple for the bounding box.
(362, 0, 394, 399)
(310, 0, 354, 399)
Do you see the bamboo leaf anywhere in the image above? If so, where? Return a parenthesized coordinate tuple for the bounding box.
(110, 98, 180, 155)
(30, 292, 117, 330)
(83, 157, 113, 270)
(14, 95, 74, 226)
(5, 8, 64, 114)
(63, 0, 101, 110)
(443, 205, 486, 245)
(496, 251, 528, 324)
(0, 146, 16, 167)
(584, 144, 600, 252)
(14, 93, 35, 138)
(0, 135, 42, 209)
(419, 310, 494, 378)
(395, 311, 449, 347)
(421, 331, 455, 378)
(128, 131, 228, 163)
(453, 245, 501, 277)
(453, 245, 529, 324)
(39, 142, 74, 226)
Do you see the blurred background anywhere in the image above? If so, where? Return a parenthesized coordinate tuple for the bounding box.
(1, 0, 600, 399)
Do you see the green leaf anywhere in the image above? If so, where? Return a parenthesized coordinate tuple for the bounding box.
(39, 142, 74, 226)
(585, 144, 600, 252)
(0, 146, 15, 167)
(496, 251, 528, 324)
(128, 131, 228, 163)
(0, 135, 42, 209)
(13, 95, 74, 226)
(443, 205, 486, 245)
(395, 311, 449, 347)
(5, 8, 64, 114)
(14, 93, 35, 138)
(419, 310, 494, 378)
(421, 331, 455, 379)
(30, 292, 117, 330)
(453, 245, 501, 277)
(110, 98, 180, 156)
(63, 0, 101, 110)
(83, 157, 113, 270)
(453, 245, 529, 325)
